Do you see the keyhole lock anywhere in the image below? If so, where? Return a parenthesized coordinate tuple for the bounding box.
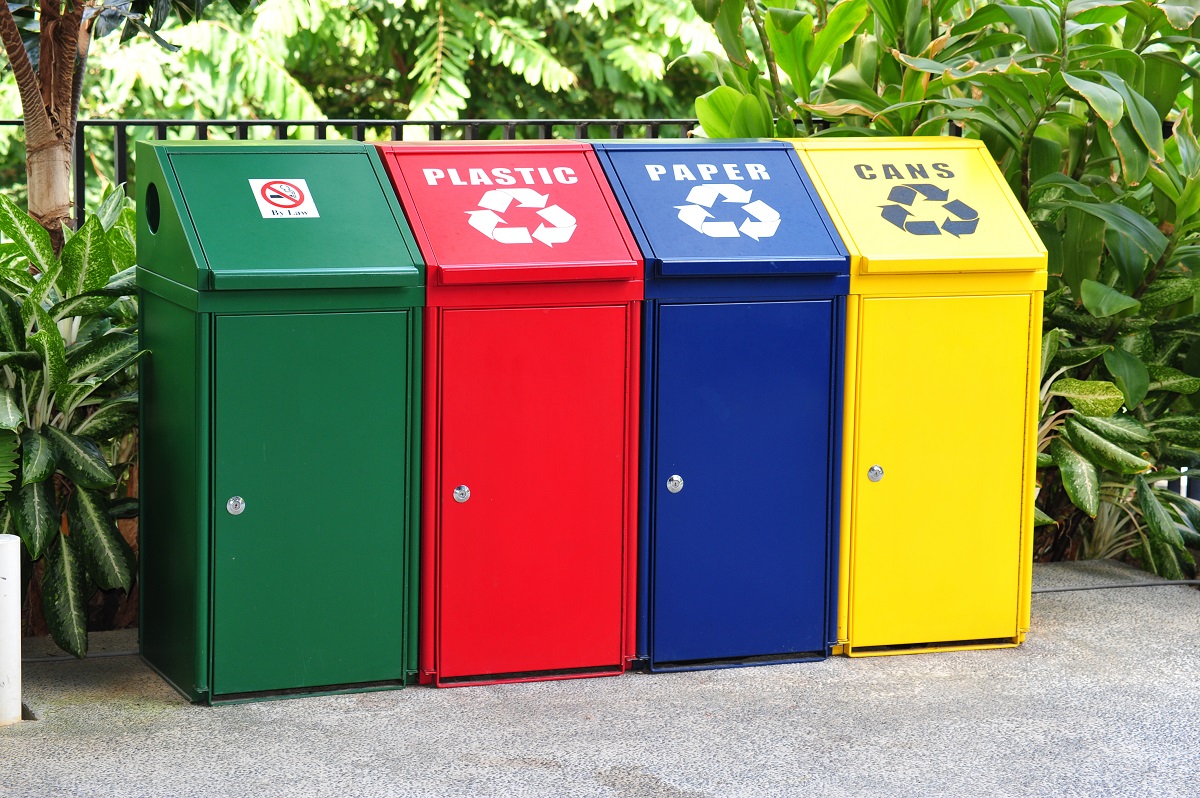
(226, 496, 246, 515)
(867, 465, 885, 483)
(453, 485, 471, 503)
(666, 475, 684, 493)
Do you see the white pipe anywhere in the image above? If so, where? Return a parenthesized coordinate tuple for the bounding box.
(0, 534, 20, 726)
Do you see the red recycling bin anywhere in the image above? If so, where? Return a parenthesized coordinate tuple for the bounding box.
(377, 142, 643, 686)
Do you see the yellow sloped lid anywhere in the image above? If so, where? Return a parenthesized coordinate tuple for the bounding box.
(791, 138, 1046, 275)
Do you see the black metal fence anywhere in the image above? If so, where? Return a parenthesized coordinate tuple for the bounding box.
(0, 118, 698, 226)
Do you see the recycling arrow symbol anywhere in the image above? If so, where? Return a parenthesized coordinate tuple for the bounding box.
(466, 188, 577, 246)
(676, 184, 781, 240)
(880, 183, 979, 237)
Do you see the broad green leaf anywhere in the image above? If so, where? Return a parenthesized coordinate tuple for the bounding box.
(57, 216, 114, 299)
(1147, 365, 1200, 394)
(20, 428, 57, 484)
(809, 0, 870, 75)
(729, 93, 774, 138)
(696, 85, 744, 138)
(1136, 475, 1186, 550)
(44, 427, 117, 489)
(1062, 73, 1124, 127)
(1064, 418, 1152, 474)
(714, 0, 750, 69)
(1105, 224, 1150, 292)
(42, 533, 88, 659)
(1140, 277, 1200, 310)
(998, 4, 1061, 52)
(1161, 445, 1200, 468)
(70, 488, 134, 592)
(72, 402, 138, 442)
(768, 12, 813, 93)
(1173, 110, 1200, 178)
(48, 295, 116, 322)
(1104, 347, 1150, 408)
(89, 266, 136, 297)
(11, 478, 58, 559)
(0, 429, 16, 496)
(1041, 329, 1061, 380)
(1155, 0, 1200, 29)
(24, 302, 68, 392)
(55, 379, 105, 418)
(1050, 437, 1101, 516)
(1037, 451, 1054, 468)
(1153, 415, 1200, 446)
(0, 387, 20, 430)
(94, 186, 127, 232)
(1098, 72, 1165, 160)
(692, 0, 723, 23)
(766, 7, 808, 35)
(1061, 208, 1106, 299)
(1081, 279, 1141, 317)
(1053, 200, 1168, 261)
(1152, 310, 1200, 332)
(1033, 505, 1056, 526)
(0, 292, 24, 351)
(1050, 344, 1111, 369)
(1048, 378, 1125, 416)
(1107, 116, 1152, 186)
(0, 194, 56, 276)
(65, 332, 139, 384)
(1073, 413, 1154, 444)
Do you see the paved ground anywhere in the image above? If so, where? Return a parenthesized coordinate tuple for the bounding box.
(2, 560, 1198, 797)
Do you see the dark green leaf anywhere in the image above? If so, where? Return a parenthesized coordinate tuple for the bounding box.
(1064, 418, 1153, 473)
(1153, 415, 1200, 446)
(65, 332, 138, 383)
(43, 428, 117, 489)
(1062, 73, 1123, 126)
(106, 497, 139, 519)
(998, 4, 1061, 52)
(70, 488, 134, 592)
(1073, 413, 1155, 444)
(72, 402, 138, 442)
(1140, 277, 1200, 310)
(1081, 279, 1141, 317)
(714, 0, 750, 68)
(1147, 365, 1200, 394)
(0, 387, 20, 430)
(1033, 505, 1057, 526)
(12, 478, 58, 559)
(1053, 200, 1168, 261)
(1051, 437, 1101, 516)
(0, 429, 17, 496)
(20, 428, 57, 484)
(692, 0, 723, 23)
(1098, 71, 1165, 160)
(42, 533, 88, 658)
(1041, 329, 1061, 380)
(1061, 208, 1106, 299)
(1051, 344, 1112, 369)
(1104, 347, 1150, 408)
(1037, 451, 1054, 468)
(1137, 475, 1187, 550)
(24, 302, 67, 392)
(57, 216, 114, 299)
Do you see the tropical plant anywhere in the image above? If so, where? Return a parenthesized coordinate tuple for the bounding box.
(0, 187, 142, 657)
(688, 0, 1200, 577)
(0, 0, 258, 249)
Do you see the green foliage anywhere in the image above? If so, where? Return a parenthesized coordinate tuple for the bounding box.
(0, 189, 142, 657)
(693, 0, 1200, 577)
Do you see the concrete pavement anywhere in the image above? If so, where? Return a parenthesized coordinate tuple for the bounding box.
(2, 560, 1198, 797)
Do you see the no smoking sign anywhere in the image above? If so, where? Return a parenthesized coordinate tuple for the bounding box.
(248, 178, 320, 218)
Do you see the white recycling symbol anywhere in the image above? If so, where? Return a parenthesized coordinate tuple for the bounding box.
(675, 184, 781, 240)
(465, 188, 577, 247)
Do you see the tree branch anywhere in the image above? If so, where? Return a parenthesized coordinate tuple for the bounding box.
(0, 1, 54, 146)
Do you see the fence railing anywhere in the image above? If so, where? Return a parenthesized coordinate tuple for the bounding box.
(0, 118, 699, 227)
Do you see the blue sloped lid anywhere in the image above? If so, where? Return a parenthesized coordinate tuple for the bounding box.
(592, 140, 848, 278)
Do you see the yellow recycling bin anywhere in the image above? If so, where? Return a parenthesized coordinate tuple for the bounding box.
(789, 137, 1047, 655)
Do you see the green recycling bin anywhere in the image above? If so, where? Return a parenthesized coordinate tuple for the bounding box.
(136, 141, 424, 703)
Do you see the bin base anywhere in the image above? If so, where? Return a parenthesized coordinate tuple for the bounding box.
(435, 664, 625, 688)
(846, 637, 1019, 657)
(208, 679, 409, 705)
(649, 650, 826, 673)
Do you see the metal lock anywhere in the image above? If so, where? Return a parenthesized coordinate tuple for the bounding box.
(867, 465, 885, 483)
(453, 485, 471, 503)
(226, 496, 246, 515)
(666, 475, 684, 494)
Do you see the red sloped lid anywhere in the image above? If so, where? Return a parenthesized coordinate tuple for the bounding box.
(377, 142, 641, 286)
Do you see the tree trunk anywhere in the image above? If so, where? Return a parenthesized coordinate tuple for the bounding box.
(27, 140, 73, 254)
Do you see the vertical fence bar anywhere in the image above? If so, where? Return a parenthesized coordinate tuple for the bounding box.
(115, 123, 129, 194)
(74, 121, 86, 227)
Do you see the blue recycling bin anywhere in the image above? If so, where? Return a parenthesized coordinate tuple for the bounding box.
(592, 141, 850, 671)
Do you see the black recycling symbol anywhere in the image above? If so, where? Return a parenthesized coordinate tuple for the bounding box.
(880, 184, 979, 237)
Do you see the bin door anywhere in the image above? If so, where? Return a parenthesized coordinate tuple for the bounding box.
(212, 311, 411, 696)
(651, 301, 833, 664)
(437, 304, 631, 679)
(851, 294, 1032, 648)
